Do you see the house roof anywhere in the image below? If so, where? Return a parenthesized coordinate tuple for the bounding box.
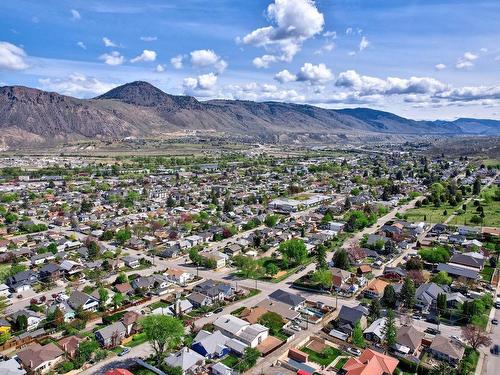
(0, 358, 26, 375)
(214, 315, 249, 335)
(68, 291, 96, 309)
(17, 343, 64, 370)
(268, 289, 305, 307)
(240, 306, 268, 324)
(449, 253, 484, 269)
(256, 299, 301, 321)
(429, 335, 465, 360)
(338, 306, 364, 325)
(165, 347, 204, 371)
(436, 263, 479, 279)
(365, 279, 388, 295)
(363, 317, 386, 340)
(95, 321, 127, 340)
(397, 325, 424, 351)
(193, 330, 230, 355)
(342, 349, 399, 375)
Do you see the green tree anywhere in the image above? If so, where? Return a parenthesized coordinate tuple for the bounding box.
(278, 239, 308, 267)
(311, 268, 333, 290)
(352, 320, 366, 348)
(189, 248, 202, 266)
(112, 292, 124, 310)
(98, 288, 109, 310)
(381, 285, 397, 308)
(264, 214, 279, 227)
(368, 298, 381, 322)
(383, 309, 397, 348)
(258, 312, 284, 336)
(431, 271, 452, 285)
(265, 263, 279, 278)
(400, 277, 416, 309)
(115, 272, 128, 284)
(332, 249, 350, 270)
(141, 315, 185, 366)
(237, 347, 261, 372)
(16, 314, 28, 331)
(115, 229, 132, 245)
(437, 293, 447, 311)
(473, 177, 481, 195)
(431, 363, 456, 375)
(315, 244, 328, 270)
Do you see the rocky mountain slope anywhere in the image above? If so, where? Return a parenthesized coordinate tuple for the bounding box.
(0, 81, 498, 148)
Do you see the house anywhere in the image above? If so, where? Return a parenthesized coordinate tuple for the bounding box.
(8, 309, 43, 331)
(17, 343, 64, 374)
(225, 244, 243, 256)
(396, 326, 424, 355)
(187, 292, 213, 308)
(449, 253, 484, 271)
(331, 267, 351, 290)
(382, 267, 407, 281)
(268, 289, 305, 309)
(95, 321, 127, 348)
(428, 335, 465, 365)
(363, 317, 386, 343)
(364, 279, 389, 299)
(415, 283, 446, 312)
(212, 362, 234, 375)
(0, 318, 11, 335)
(38, 263, 62, 282)
(213, 315, 269, 348)
(165, 268, 193, 286)
(6, 270, 37, 292)
(165, 347, 205, 375)
(57, 336, 82, 358)
(193, 279, 233, 301)
(436, 263, 479, 280)
(114, 282, 133, 295)
(90, 288, 115, 307)
(67, 291, 99, 311)
(122, 311, 141, 335)
(30, 252, 55, 266)
(0, 283, 10, 298)
(256, 299, 301, 322)
(201, 251, 228, 269)
(342, 349, 399, 375)
(0, 358, 26, 375)
(47, 302, 75, 322)
(191, 330, 231, 358)
(122, 256, 140, 269)
(336, 306, 367, 334)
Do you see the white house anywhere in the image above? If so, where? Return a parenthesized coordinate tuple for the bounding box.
(213, 315, 268, 348)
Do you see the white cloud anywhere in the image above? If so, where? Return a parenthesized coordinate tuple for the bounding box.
(348, 51, 356, 56)
(296, 63, 333, 84)
(274, 69, 297, 83)
(102, 37, 118, 48)
(155, 64, 165, 73)
(183, 73, 218, 95)
(0, 41, 29, 70)
(345, 27, 353, 35)
(38, 73, 115, 97)
(140, 36, 157, 42)
(99, 51, 124, 66)
(240, 0, 324, 66)
(77, 41, 86, 50)
(335, 70, 447, 96)
(323, 30, 337, 39)
(480, 47, 488, 53)
(435, 86, 500, 102)
(70, 9, 81, 21)
(190, 49, 227, 73)
(226, 82, 305, 102)
(456, 51, 478, 69)
(170, 55, 184, 69)
(359, 36, 369, 51)
(130, 49, 157, 63)
(314, 42, 335, 55)
(434, 63, 446, 71)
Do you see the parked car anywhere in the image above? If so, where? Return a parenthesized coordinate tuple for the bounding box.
(490, 345, 499, 355)
(425, 327, 441, 335)
(204, 312, 213, 317)
(492, 319, 498, 325)
(347, 347, 361, 356)
(213, 307, 223, 314)
(451, 335, 465, 346)
(412, 314, 422, 320)
(118, 347, 130, 356)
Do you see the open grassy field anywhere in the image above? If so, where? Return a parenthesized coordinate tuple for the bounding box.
(448, 186, 500, 227)
(404, 201, 462, 224)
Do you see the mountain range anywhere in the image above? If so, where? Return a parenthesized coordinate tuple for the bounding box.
(0, 80, 498, 149)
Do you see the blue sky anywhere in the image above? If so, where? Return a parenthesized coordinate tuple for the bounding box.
(1, 0, 499, 120)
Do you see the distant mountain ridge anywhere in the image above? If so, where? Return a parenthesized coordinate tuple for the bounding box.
(0, 80, 498, 148)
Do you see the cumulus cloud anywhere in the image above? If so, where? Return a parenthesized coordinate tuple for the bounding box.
(226, 82, 305, 102)
(0, 41, 29, 70)
(130, 49, 156, 63)
(155, 64, 165, 73)
(314, 42, 335, 55)
(274, 69, 297, 83)
(359, 36, 369, 51)
(323, 30, 337, 39)
(434, 63, 446, 71)
(99, 51, 124, 66)
(296, 63, 333, 84)
(190, 49, 227, 73)
(102, 37, 118, 48)
(335, 70, 447, 96)
(183, 73, 218, 95)
(240, 0, 324, 67)
(77, 41, 86, 50)
(435, 86, 500, 102)
(170, 55, 184, 69)
(456, 51, 478, 69)
(140, 36, 157, 42)
(38, 73, 115, 97)
(70, 9, 81, 21)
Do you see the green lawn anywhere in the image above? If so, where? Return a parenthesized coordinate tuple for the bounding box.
(301, 347, 341, 366)
(480, 266, 494, 282)
(334, 357, 348, 370)
(448, 186, 500, 227)
(221, 354, 240, 368)
(125, 332, 148, 347)
(405, 202, 462, 223)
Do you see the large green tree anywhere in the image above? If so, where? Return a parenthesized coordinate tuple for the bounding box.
(278, 239, 308, 266)
(400, 277, 416, 309)
(381, 285, 397, 308)
(352, 321, 366, 348)
(332, 249, 350, 270)
(141, 315, 185, 365)
(383, 309, 397, 349)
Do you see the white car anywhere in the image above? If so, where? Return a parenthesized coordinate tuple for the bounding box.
(204, 312, 213, 317)
(451, 335, 465, 345)
(347, 347, 361, 356)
